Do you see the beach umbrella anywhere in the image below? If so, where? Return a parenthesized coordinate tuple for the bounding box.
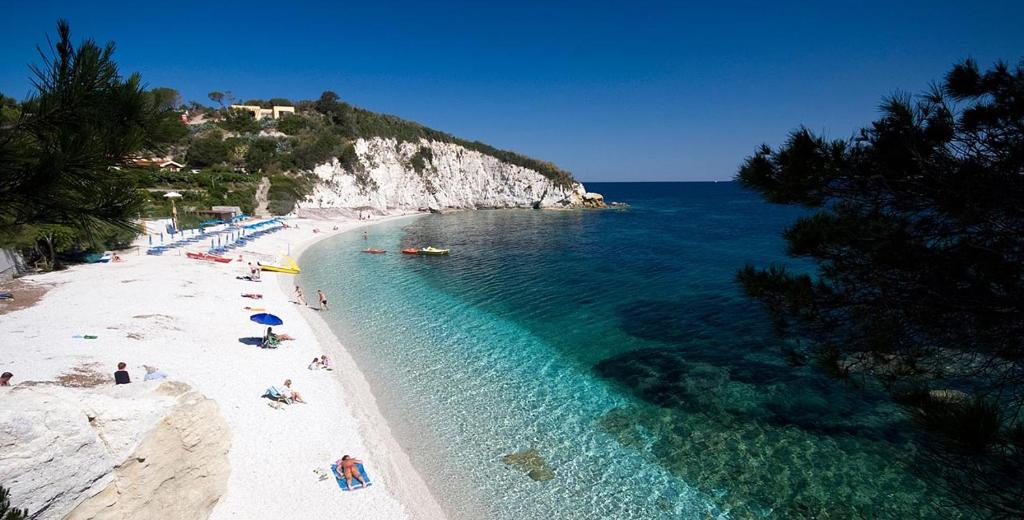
(164, 192, 183, 232)
(250, 313, 283, 326)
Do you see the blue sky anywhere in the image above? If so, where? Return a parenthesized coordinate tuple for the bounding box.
(2, 1, 1022, 181)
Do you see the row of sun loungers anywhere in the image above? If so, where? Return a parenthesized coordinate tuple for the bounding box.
(145, 218, 283, 256)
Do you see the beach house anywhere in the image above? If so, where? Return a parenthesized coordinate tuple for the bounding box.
(229, 104, 296, 120)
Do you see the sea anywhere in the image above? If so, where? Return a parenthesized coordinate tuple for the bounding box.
(300, 182, 961, 519)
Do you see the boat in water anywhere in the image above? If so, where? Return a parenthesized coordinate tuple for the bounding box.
(362, 248, 386, 254)
(402, 247, 450, 256)
(419, 247, 450, 255)
(259, 255, 301, 274)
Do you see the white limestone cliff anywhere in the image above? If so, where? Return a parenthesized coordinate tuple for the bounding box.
(299, 138, 605, 214)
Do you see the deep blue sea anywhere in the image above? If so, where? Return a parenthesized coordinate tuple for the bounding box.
(301, 182, 958, 519)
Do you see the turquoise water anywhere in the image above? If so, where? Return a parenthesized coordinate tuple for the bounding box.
(301, 182, 960, 519)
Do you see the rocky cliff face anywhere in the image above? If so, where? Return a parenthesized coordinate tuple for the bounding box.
(299, 138, 604, 214)
(0, 381, 230, 519)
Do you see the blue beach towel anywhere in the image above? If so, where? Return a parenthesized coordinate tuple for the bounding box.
(331, 463, 372, 491)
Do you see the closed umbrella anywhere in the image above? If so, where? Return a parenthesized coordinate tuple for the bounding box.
(250, 313, 283, 326)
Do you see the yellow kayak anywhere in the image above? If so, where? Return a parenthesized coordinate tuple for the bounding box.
(259, 255, 301, 274)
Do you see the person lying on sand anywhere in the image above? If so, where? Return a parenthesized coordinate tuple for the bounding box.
(281, 379, 306, 403)
(335, 455, 366, 489)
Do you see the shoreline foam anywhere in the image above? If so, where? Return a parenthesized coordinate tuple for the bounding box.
(280, 213, 449, 520)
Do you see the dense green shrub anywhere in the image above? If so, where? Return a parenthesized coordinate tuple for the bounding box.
(187, 133, 230, 167)
(217, 108, 260, 134)
(267, 174, 313, 215)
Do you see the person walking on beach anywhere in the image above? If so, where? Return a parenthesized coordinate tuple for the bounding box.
(335, 455, 367, 489)
(317, 289, 328, 311)
(294, 285, 307, 306)
(114, 362, 131, 385)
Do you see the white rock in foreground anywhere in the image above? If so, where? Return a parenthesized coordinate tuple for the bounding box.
(301, 137, 605, 213)
(0, 381, 230, 519)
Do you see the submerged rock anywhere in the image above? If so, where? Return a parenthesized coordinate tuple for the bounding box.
(500, 449, 554, 482)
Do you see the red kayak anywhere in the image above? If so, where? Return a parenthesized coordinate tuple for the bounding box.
(187, 251, 233, 263)
(401, 248, 419, 255)
(362, 249, 386, 254)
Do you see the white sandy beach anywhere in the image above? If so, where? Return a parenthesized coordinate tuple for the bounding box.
(0, 213, 446, 519)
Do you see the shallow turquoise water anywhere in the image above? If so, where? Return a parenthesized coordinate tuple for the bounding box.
(301, 182, 960, 519)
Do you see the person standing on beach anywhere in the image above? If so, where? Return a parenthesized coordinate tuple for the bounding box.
(294, 285, 307, 306)
(318, 289, 328, 311)
(114, 362, 130, 385)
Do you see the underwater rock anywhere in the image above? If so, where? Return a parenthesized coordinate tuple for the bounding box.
(501, 449, 554, 482)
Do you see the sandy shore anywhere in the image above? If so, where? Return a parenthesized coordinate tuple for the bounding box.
(0, 213, 445, 519)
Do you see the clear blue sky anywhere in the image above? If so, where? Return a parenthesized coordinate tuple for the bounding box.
(2, 1, 1022, 181)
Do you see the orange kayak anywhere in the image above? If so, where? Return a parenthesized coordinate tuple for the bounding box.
(401, 248, 419, 255)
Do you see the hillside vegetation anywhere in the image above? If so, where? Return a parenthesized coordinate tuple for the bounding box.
(157, 90, 577, 215)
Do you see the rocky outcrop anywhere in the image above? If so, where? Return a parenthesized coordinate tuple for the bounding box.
(300, 138, 604, 213)
(0, 381, 230, 519)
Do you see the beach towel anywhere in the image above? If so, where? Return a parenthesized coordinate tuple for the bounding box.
(331, 463, 372, 491)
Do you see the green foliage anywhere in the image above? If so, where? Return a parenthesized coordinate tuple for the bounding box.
(218, 107, 260, 134)
(0, 93, 20, 124)
(187, 133, 230, 167)
(0, 20, 179, 253)
(0, 484, 29, 520)
(410, 146, 433, 173)
(208, 91, 224, 107)
(267, 174, 313, 215)
(286, 131, 343, 170)
(736, 58, 1024, 517)
(245, 138, 278, 172)
(275, 114, 308, 135)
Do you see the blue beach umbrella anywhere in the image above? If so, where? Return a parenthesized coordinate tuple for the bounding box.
(250, 313, 284, 326)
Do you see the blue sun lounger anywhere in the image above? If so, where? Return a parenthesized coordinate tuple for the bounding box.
(331, 463, 372, 491)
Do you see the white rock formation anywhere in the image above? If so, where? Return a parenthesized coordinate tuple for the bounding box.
(0, 381, 230, 520)
(300, 138, 604, 214)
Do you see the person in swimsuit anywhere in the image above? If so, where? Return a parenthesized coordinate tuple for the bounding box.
(317, 289, 328, 311)
(281, 379, 306, 403)
(294, 286, 307, 306)
(335, 455, 366, 489)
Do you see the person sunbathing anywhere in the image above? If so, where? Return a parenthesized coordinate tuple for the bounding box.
(281, 379, 306, 403)
(319, 355, 333, 370)
(264, 327, 294, 343)
(335, 455, 366, 489)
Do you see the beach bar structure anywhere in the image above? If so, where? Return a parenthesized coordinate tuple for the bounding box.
(196, 206, 243, 222)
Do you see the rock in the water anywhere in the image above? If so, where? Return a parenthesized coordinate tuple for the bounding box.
(501, 449, 554, 482)
(0, 381, 230, 520)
